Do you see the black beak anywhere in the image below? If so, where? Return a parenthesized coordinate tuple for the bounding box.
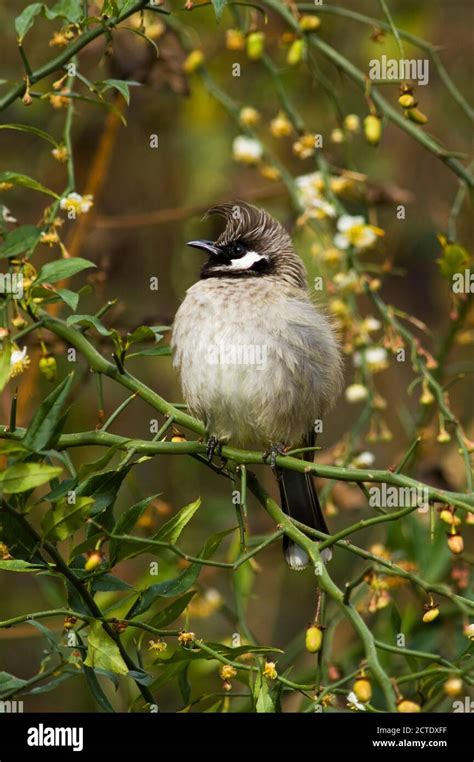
(186, 239, 221, 256)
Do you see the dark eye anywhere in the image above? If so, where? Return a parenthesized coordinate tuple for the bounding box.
(231, 242, 245, 257)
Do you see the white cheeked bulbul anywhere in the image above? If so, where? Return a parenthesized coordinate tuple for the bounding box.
(171, 202, 343, 569)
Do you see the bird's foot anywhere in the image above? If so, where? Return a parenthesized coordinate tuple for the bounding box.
(263, 442, 287, 475)
(206, 435, 224, 463)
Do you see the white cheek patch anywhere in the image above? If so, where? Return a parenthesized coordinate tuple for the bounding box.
(227, 250, 267, 271)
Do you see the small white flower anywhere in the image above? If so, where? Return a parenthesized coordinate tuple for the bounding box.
(347, 691, 366, 711)
(60, 192, 94, 216)
(364, 316, 382, 332)
(232, 135, 263, 165)
(1, 206, 17, 223)
(345, 383, 369, 403)
(333, 270, 360, 292)
(9, 345, 30, 377)
(334, 214, 383, 251)
(354, 346, 388, 372)
(10, 346, 27, 366)
(354, 451, 375, 467)
(295, 172, 337, 218)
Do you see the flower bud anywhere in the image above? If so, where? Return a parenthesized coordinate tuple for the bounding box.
(406, 107, 428, 124)
(353, 677, 372, 703)
(246, 31, 265, 60)
(330, 127, 345, 144)
(287, 39, 305, 66)
(443, 677, 462, 697)
(263, 661, 278, 679)
(464, 623, 474, 640)
(239, 106, 260, 126)
(11, 315, 27, 329)
(226, 29, 245, 51)
(220, 664, 237, 681)
(422, 605, 439, 623)
(344, 114, 360, 133)
(398, 93, 416, 108)
(270, 111, 293, 138)
(63, 616, 77, 630)
(397, 699, 421, 713)
(39, 355, 57, 381)
(439, 509, 461, 526)
(364, 115, 382, 145)
(84, 551, 103, 572)
(183, 50, 204, 74)
(305, 625, 323, 653)
(447, 533, 464, 554)
(299, 15, 321, 31)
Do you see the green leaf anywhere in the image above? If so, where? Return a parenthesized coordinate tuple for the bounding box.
(76, 443, 124, 482)
(84, 621, 128, 675)
(15, 3, 43, 42)
(27, 619, 60, 652)
(27, 668, 78, 695)
(126, 325, 157, 346)
(254, 671, 277, 713)
(41, 496, 94, 542)
(437, 243, 471, 280)
(0, 171, 59, 198)
(0, 506, 45, 563)
(126, 528, 233, 618)
(0, 463, 62, 493)
(126, 566, 200, 619)
(0, 671, 27, 698)
(55, 288, 79, 311)
(0, 559, 44, 572)
(0, 441, 26, 455)
(76, 467, 131, 512)
(127, 346, 171, 359)
(0, 123, 59, 147)
(0, 343, 12, 393)
(99, 79, 136, 105)
(35, 257, 96, 286)
(101, 0, 119, 16)
(211, 0, 227, 21)
(153, 498, 201, 545)
(148, 591, 196, 629)
(45, 0, 84, 23)
(66, 314, 112, 336)
(116, 0, 139, 15)
(82, 664, 115, 713)
(0, 225, 42, 259)
(23, 373, 74, 452)
(91, 574, 133, 592)
(109, 494, 159, 564)
(147, 663, 187, 695)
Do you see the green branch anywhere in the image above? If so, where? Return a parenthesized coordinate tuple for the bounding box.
(265, 0, 473, 185)
(0, 1, 152, 112)
(1, 501, 156, 707)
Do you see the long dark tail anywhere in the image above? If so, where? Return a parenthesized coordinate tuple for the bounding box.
(278, 469, 331, 570)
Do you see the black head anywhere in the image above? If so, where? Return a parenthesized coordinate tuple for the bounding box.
(187, 202, 307, 287)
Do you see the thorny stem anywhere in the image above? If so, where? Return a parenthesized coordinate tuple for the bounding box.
(0, 501, 156, 707)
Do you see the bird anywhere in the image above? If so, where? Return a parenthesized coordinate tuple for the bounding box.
(171, 202, 343, 569)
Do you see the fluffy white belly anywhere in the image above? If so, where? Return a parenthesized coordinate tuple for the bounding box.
(171, 278, 341, 446)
